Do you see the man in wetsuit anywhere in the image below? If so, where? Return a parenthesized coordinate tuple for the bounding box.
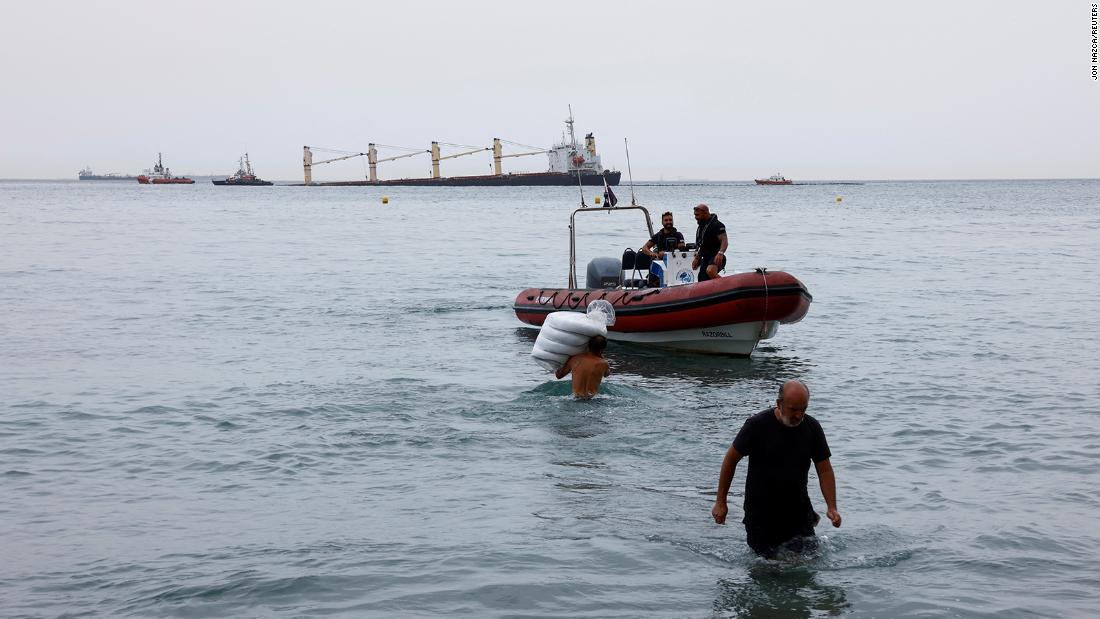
(710, 380, 842, 557)
(554, 335, 610, 398)
(691, 204, 728, 281)
(641, 211, 686, 260)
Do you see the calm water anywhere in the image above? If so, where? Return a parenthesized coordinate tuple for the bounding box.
(2, 179, 1099, 617)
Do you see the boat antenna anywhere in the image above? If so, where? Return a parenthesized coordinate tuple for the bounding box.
(568, 105, 586, 207)
(624, 137, 637, 206)
(576, 162, 586, 207)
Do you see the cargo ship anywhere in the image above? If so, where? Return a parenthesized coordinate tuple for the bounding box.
(136, 153, 194, 184)
(302, 109, 621, 186)
(78, 167, 137, 181)
(212, 153, 273, 186)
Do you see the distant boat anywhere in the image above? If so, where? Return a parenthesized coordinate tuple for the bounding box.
(78, 167, 137, 181)
(136, 153, 194, 184)
(212, 153, 273, 186)
(755, 174, 792, 185)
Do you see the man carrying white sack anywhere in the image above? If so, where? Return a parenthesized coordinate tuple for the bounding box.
(530, 301, 615, 398)
(554, 335, 610, 399)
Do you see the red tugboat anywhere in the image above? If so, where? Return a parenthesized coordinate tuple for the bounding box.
(136, 153, 194, 184)
(754, 173, 792, 185)
(513, 204, 812, 356)
(212, 153, 273, 186)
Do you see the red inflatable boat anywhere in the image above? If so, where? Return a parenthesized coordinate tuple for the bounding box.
(513, 205, 813, 356)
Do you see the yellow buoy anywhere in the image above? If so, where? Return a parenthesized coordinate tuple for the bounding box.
(836, 196, 843, 203)
(595, 195, 601, 205)
(382, 195, 389, 204)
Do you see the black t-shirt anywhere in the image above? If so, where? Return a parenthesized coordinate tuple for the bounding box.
(732, 408, 831, 531)
(649, 227, 685, 252)
(695, 215, 726, 258)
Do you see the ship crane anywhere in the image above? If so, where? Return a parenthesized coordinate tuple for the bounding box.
(303, 145, 429, 184)
(431, 142, 490, 179)
(302, 137, 554, 184)
(492, 139, 548, 175)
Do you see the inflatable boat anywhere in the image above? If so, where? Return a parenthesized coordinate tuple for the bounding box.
(513, 204, 812, 356)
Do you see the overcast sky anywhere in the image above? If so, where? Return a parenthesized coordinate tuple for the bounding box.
(2, 1, 1097, 181)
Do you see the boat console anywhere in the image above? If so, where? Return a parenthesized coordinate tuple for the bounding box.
(585, 248, 697, 291)
(651, 250, 696, 287)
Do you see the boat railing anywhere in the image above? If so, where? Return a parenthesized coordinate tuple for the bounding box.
(568, 204, 655, 288)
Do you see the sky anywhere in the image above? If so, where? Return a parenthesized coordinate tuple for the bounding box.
(1, 0, 1097, 181)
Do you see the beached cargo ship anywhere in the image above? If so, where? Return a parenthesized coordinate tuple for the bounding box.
(302, 110, 620, 186)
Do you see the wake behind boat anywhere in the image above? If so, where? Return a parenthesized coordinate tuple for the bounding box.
(513, 204, 812, 356)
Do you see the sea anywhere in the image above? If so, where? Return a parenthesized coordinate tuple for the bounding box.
(1, 178, 1098, 618)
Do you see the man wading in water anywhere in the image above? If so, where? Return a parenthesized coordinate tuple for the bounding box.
(555, 335, 610, 399)
(711, 380, 842, 557)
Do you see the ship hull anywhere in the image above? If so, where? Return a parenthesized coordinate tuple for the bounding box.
(79, 175, 137, 181)
(138, 175, 195, 184)
(307, 170, 621, 187)
(755, 179, 792, 185)
(212, 179, 273, 186)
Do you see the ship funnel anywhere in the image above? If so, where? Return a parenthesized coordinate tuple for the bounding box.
(585, 133, 596, 156)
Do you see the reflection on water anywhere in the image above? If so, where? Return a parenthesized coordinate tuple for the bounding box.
(714, 562, 849, 618)
(513, 327, 814, 388)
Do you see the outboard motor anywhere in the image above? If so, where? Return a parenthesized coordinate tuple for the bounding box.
(586, 257, 622, 289)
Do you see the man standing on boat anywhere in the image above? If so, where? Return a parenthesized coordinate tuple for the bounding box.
(691, 204, 728, 281)
(710, 380, 842, 557)
(641, 211, 687, 259)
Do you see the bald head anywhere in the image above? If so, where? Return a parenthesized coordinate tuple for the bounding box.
(693, 203, 710, 223)
(775, 380, 810, 427)
(777, 379, 810, 403)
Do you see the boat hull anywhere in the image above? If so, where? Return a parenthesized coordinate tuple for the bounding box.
(306, 170, 621, 187)
(604, 320, 780, 355)
(212, 179, 273, 186)
(514, 270, 812, 356)
(755, 179, 792, 185)
(79, 175, 137, 181)
(138, 175, 195, 184)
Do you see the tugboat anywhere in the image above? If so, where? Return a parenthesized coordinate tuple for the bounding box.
(754, 173, 792, 185)
(136, 153, 194, 184)
(212, 153, 273, 186)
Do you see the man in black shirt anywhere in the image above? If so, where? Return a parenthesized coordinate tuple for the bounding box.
(711, 380, 842, 557)
(641, 211, 686, 259)
(691, 204, 728, 282)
